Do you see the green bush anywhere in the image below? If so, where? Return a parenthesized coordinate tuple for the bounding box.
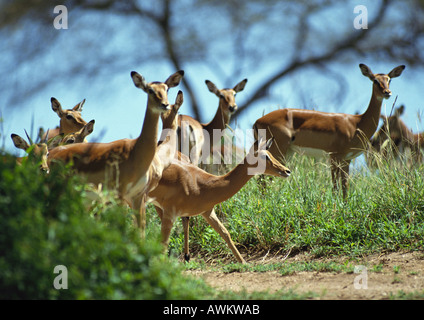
(0, 155, 209, 299)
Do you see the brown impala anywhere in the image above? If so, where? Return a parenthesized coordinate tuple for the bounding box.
(48, 70, 184, 235)
(253, 63, 405, 197)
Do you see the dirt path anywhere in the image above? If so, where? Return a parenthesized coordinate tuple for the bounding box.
(186, 251, 424, 299)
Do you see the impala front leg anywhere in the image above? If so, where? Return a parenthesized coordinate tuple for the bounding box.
(133, 193, 147, 238)
(160, 213, 176, 255)
(201, 209, 246, 264)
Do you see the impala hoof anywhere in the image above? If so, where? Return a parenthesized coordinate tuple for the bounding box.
(184, 253, 191, 262)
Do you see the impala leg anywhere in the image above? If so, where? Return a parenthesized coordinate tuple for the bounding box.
(160, 213, 176, 255)
(139, 193, 147, 238)
(340, 160, 351, 199)
(330, 156, 341, 193)
(201, 209, 246, 264)
(182, 217, 190, 262)
(132, 194, 147, 238)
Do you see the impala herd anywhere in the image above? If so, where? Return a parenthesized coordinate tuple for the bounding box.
(12, 63, 417, 263)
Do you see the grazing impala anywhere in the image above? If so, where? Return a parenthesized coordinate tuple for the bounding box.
(148, 138, 291, 264)
(178, 78, 247, 166)
(48, 70, 184, 234)
(371, 105, 424, 163)
(253, 64, 405, 198)
(43, 98, 89, 140)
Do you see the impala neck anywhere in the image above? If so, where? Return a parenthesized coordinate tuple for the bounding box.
(203, 100, 231, 136)
(204, 160, 252, 206)
(358, 85, 384, 139)
(133, 100, 161, 172)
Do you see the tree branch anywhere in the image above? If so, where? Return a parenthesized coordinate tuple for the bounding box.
(234, 0, 391, 120)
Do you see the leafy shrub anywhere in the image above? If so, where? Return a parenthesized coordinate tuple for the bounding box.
(0, 155, 209, 299)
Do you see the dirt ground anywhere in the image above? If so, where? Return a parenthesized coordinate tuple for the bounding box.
(186, 251, 424, 299)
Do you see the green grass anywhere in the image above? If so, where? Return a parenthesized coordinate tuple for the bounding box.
(159, 153, 424, 261)
(3, 145, 424, 299)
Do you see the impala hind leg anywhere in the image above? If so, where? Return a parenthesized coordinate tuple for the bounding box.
(201, 209, 246, 264)
(182, 217, 190, 262)
(330, 156, 350, 199)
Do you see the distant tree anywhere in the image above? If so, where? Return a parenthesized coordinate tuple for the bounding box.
(1, 0, 423, 121)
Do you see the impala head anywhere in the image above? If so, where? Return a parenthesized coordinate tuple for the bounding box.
(372, 105, 408, 150)
(247, 137, 291, 178)
(11, 130, 49, 172)
(359, 64, 405, 100)
(161, 91, 184, 130)
(61, 119, 95, 145)
(131, 70, 184, 114)
(205, 78, 248, 118)
(51, 97, 88, 135)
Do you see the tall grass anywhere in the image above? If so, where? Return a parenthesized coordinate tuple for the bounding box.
(159, 151, 424, 260)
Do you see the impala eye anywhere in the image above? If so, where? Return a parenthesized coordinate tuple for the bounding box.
(66, 114, 74, 120)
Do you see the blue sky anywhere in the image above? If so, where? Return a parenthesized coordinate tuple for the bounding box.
(2, 1, 423, 164)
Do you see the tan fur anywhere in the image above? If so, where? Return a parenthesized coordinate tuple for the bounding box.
(178, 79, 247, 165)
(148, 138, 290, 263)
(48, 71, 184, 235)
(254, 64, 405, 198)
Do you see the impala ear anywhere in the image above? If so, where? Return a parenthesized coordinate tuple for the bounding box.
(73, 99, 86, 112)
(359, 64, 375, 80)
(205, 80, 221, 97)
(388, 65, 405, 79)
(11, 134, 30, 150)
(174, 90, 184, 111)
(84, 119, 95, 136)
(51, 97, 63, 117)
(233, 79, 248, 93)
(131, 71, 150, 93)
(165, 70, 184, 88)
(395, 105, 405, 117)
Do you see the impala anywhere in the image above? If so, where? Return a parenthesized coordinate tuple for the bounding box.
(49, 119, 95, 149)
(148, 138, 291, 264)
(253, 63, 405, 198)
(178, 78, 248, 166)
(133, 90, 184, 233)
(43, 97, 89, 140)
(11, 130, 49, 171)
(371, 105, 424, 163)
(48, 70, 184, 234)
(178, 78, 247, 244)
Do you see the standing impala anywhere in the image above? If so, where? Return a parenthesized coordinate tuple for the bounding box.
(178, 78, 247, 244)
(132, 90, 184, 233)
(148, 138, 291, 264)
(48, 70, 184, 234)
(253, 64, 405, 197)
(178, 78, 248, 166)
(43, 97, 89, 140)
